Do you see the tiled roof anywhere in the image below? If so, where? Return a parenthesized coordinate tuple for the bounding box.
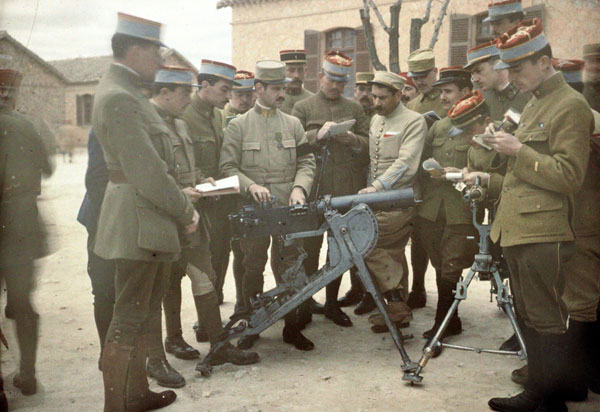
(217, 0, 281, 9)
(49, 55, 113, 83)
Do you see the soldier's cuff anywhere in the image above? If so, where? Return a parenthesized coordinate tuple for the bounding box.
(487, 173, 504, 199)
(176, 200, 195, 226)
(371, 180, 384, 192)
(306, 129, 319, 146)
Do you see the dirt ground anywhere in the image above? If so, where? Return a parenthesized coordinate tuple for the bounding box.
(2, 150, 599, 412)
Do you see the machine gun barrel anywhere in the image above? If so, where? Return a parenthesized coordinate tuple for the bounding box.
(324, 188, 415, 213)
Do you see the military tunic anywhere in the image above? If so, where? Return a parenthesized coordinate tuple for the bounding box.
(482, 82, 531, 122)
(291, 90, 369, 279)
(220, 103, 315, 308)
(365, 103, 426, 296)
(281, 87, 313, 115)
(584, 81, 600, 112)
(492, 73, 593, 334)
(467, 146, 507, 203)
(182, 93, 235, 301)
(417, 117, 478, 282)
(406, 87, 446, 118)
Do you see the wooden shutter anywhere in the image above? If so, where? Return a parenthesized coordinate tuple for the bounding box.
(354, 26, 372, 73)
(448, 14, 472, 67)
(304, 30, 321, 93)
(524, 4, 545, 27)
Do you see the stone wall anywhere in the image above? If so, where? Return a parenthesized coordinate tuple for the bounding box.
(229, 0, 600, 72)
(0, 38, 66, 132)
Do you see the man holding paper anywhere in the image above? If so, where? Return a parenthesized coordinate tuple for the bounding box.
(220, 60, 315, 351)
(292, 51, 371, 326)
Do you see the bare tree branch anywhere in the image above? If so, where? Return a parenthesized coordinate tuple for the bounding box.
(429, 0, 451, 49)
(359, 4, 387, 71)
(423, 0, 434, 23)
(368, 0, 391, 34)
(388, 0, 403, 72)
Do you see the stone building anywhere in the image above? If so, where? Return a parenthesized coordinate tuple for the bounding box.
(217, 0, 600, 96)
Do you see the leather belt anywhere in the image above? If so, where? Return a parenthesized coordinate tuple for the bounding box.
(108, 169, 128, 184)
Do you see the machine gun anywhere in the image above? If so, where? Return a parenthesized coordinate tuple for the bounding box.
(405, 177, 527, 383)
(196, 188, 423, 383)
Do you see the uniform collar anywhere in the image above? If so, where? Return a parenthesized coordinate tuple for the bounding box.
(152, 102, 176, 124)
(384, 102, 404, 119)
(318, 89, 342, 103)
(532, 72, 565, 99)
(191, 92, 215, 119)
(420, 87, 441, 102)
(108, 63, 144, 90)
(496, 82, 520, 100)
(254, 101, 277, 117)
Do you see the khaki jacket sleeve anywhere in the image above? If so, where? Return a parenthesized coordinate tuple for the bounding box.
(352, 105, 370, 154)
(292, 118, 316, 196)
(372, 115, 427, 191)
(513, 98, 592, 194)
(104, 93, 194, 226)
(219, 118, 256, 193)
(291, 101, 319, 146)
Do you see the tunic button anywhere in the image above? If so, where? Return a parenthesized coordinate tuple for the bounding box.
(375, 155, 379, 159)
(376, 141, 380, 146)
(373, 167, 377, 172)
(536, 204, 541, 209)
(375, 148, 379, 153)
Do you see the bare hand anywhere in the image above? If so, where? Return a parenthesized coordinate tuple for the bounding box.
(333, 131, 360, 149)
(462, 171, 490, 186)
(317, 121, 336, 141)
(288, 186, 306, 205)
(184, 209, 200, 234)
(249, 184, 271, 203)
(201, 177, 217, 186)
(483, 131, 522, 157)
(358, 186, 377, 194)
(182, 186, 204, 203)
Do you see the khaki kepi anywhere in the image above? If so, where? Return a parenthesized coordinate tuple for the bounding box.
(368, 71, 405, 91)
(407, 48, 435, 77)
(115, 12, 165, 46)
(355, 72, 374, 85)
(255, 60, 291, 84)
(583, 43, 600, 58)
(155, 66, 198, 86)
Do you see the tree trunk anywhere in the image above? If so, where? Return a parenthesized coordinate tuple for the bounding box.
(388, 1, 402, 73)
(359, 8, 387, 71)
(409, 18, 423, 52)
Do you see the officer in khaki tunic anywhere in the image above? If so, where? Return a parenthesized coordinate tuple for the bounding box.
(146, 67, 259, 389)
(220, 60, 316, 351)
(465, 41, 531, 122)
(483, 0, 525, 37)
(222, 70, 256, 125)
(182, 60, 239, 306)
(0, 69, 54, 397)
(485, 19, 593, 412)
(357, 71, 427, 332)
(292, 51, 370, 324)
(93, 13, 198, 411)
(405, 48, 446, 118)
(583, 43, 600, 112)
(417, 68, 480, 343)
(280, 50, 314, 115)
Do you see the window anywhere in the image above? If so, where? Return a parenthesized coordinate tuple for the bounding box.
(304, 27, 371, 98)
(76, 94, 93, 126)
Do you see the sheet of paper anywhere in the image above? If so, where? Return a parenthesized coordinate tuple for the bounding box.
(422, 158, 444, 178)
(472, 134, 493, 150)
(329, 119, 356, 136)
(195, 175, 239, 193)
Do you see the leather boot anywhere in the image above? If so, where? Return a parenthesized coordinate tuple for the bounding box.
(368, 290, 413, 326)
(560, 321, 587, 402)
(164, 335, 200, 360)
(422, 279, 462, 339)
(210, 342, 260, 366)
(126, 339, 177, 412)
(587, 315, 600, 394)
(163, 275, 199, 360)
(193, 321, 208, 343)
(512, 364, 529, 386)
(13, 311, 38, 396)
(324, 277, 352, 327)
(296, 300, 313, 330)
(310, 297, 324, 315)
(338, 271, 364, 307)
(146, 358, 185, 389)
(535, 332, 571, 411)
(489, 329, 542, 412)
(354, 293, 376, 315)
(406, 289, 427, 309)
(0, 376, 7, 412)
(282, 316, 314, 351)
(500, 333, 521, 352)
(102, 341, 134, 412)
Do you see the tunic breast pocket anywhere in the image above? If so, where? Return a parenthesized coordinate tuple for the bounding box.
(454, 144, 470, 167)
(381, 134, 400, 159)
(518, 130, 550, 154)
(194, 136, 219, 175)
(147, 122, 174, 166)
(281, 139, 297, 164)
(242, 141, 261, 168)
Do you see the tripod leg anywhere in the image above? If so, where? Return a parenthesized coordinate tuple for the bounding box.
(492, 267, 527, 360)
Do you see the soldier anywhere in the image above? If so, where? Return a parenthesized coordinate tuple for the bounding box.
(0, 68, 54, 396)
(357, 71, 427, 333)
(485, 19, 593, 412)
(465, 40, 531, 122)
(292, 51, 370, 325)
(76, 129, 116, 371)
(145, 67, 259, 388)
(399, 72, 419, 104)
(220, 70, 254, 315)
(280, 49, 314, 114)
(220, 60, 315, 351)
(416, 67, 479, 344)
(182, 60, 238, 306)
(222, 70, 256, 123)
(92, 13, 200, 411)
(583, 43, 600, 112)
(338, 71, 375, 310)
(405, 48, 446, 118)
(483, 0, 525, 37)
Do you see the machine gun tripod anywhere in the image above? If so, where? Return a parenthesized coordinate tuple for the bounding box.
(406, 177, 527, 383)
(196, 189, 423, 383)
